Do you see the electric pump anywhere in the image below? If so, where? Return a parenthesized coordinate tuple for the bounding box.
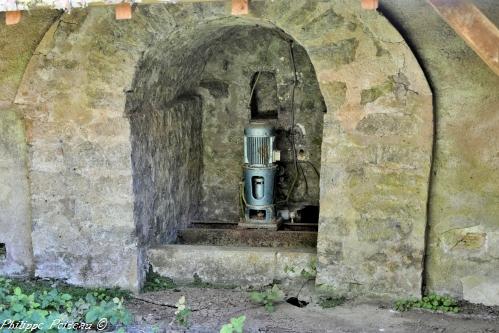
(240, 122, 280, 228)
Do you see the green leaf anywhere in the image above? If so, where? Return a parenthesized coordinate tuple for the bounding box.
(249, 292, 264, 303)
(220, 324, 234, 333)
(11, 303, 25, 312)
(230, 315, 246, 333)
(85, 308, 100, 322)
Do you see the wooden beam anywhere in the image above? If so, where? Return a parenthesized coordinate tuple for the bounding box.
(5, 10, 22, 25)
(427, 0, 499, 76)
(231, 0, 248, 16)
(361, 0, 379, 10)
(115, 3, 132, 20)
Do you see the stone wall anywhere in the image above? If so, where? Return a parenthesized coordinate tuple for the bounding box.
(0, 0, 496, 304)
(249, 1, 432, 298)
(2, 1, 434, 297)
(12, 6, 180, 290)
(382, 0, 499, 306)
(0, 110, 32, 276)
(130, 97, 203, 245)
(11, 3, 227, 290)
(0, 10, 60, 276)
(196, 26, 325, 222)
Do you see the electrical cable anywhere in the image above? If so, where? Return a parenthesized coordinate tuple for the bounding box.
(283, 39, 299, 204)
(299, 164, 309, 196)
(302, 160, 320, 179)
(239, 181, 249, 218)
(248, 71, 262, 110)
(282, 160, 320, 179)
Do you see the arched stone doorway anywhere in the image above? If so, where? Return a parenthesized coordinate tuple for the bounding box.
(127, 17, 327, 287)
(127, 6, 432, 297)
(14, 1, 432, 297)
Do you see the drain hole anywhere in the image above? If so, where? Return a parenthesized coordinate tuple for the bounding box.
(0, 243, 6, 260)
(286, 297, 309, 308)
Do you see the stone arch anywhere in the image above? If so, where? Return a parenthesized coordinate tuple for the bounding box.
(14, 2, 432, 296)
(126, 16, 327, 232)
(127, 5, 432, 297)
(126, 18, 328, 289)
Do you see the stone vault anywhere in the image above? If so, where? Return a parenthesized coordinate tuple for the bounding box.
(1, 1, 433, 299)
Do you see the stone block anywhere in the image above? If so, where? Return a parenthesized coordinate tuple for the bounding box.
(0, 110, 33, 276)
(148, 245, 317, 287)
(461, 275, 499, 306)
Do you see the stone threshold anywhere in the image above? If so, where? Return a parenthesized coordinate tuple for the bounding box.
(148, 245, 317, 288)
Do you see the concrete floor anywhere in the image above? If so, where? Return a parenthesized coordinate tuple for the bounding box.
(126, 287, 499, 333)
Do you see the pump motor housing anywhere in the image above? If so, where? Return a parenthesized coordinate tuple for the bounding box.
(242, 122, 279, 226)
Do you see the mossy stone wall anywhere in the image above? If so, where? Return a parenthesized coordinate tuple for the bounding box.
(382, 0, 499, 306)
(0, 10, 60, 277)
(2, 1, 434, 298)
(196, 26, 325, 222)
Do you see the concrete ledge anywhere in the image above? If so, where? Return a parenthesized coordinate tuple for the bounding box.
(177, 229, 317, 248)
(148, 245, 317, 287)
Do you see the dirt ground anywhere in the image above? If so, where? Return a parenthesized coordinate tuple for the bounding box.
(125, 287, 499, 333)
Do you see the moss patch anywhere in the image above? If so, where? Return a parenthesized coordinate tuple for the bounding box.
(0, 10, 60, 102)
(360, 76, 395, 105)
(318, 295, 346, 308)
(311, 38, 359, 66)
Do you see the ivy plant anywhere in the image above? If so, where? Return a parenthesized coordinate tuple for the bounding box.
(0, 278, 132, 332)
(395, 294, 459, 313)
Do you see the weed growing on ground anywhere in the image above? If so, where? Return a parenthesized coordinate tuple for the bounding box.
(143, 267, 177, 292)
(395, 294, 459, 313)
(284, 259, 317, 303)
(190, 273, 212, 288)
(0, 277, 132, 332)
(220, 315, 246, 333)
(174, 296, 191, 327)
(249, 285, 284, 312)
(318, 295, 346, 308)
(301, 260, 317, 280)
